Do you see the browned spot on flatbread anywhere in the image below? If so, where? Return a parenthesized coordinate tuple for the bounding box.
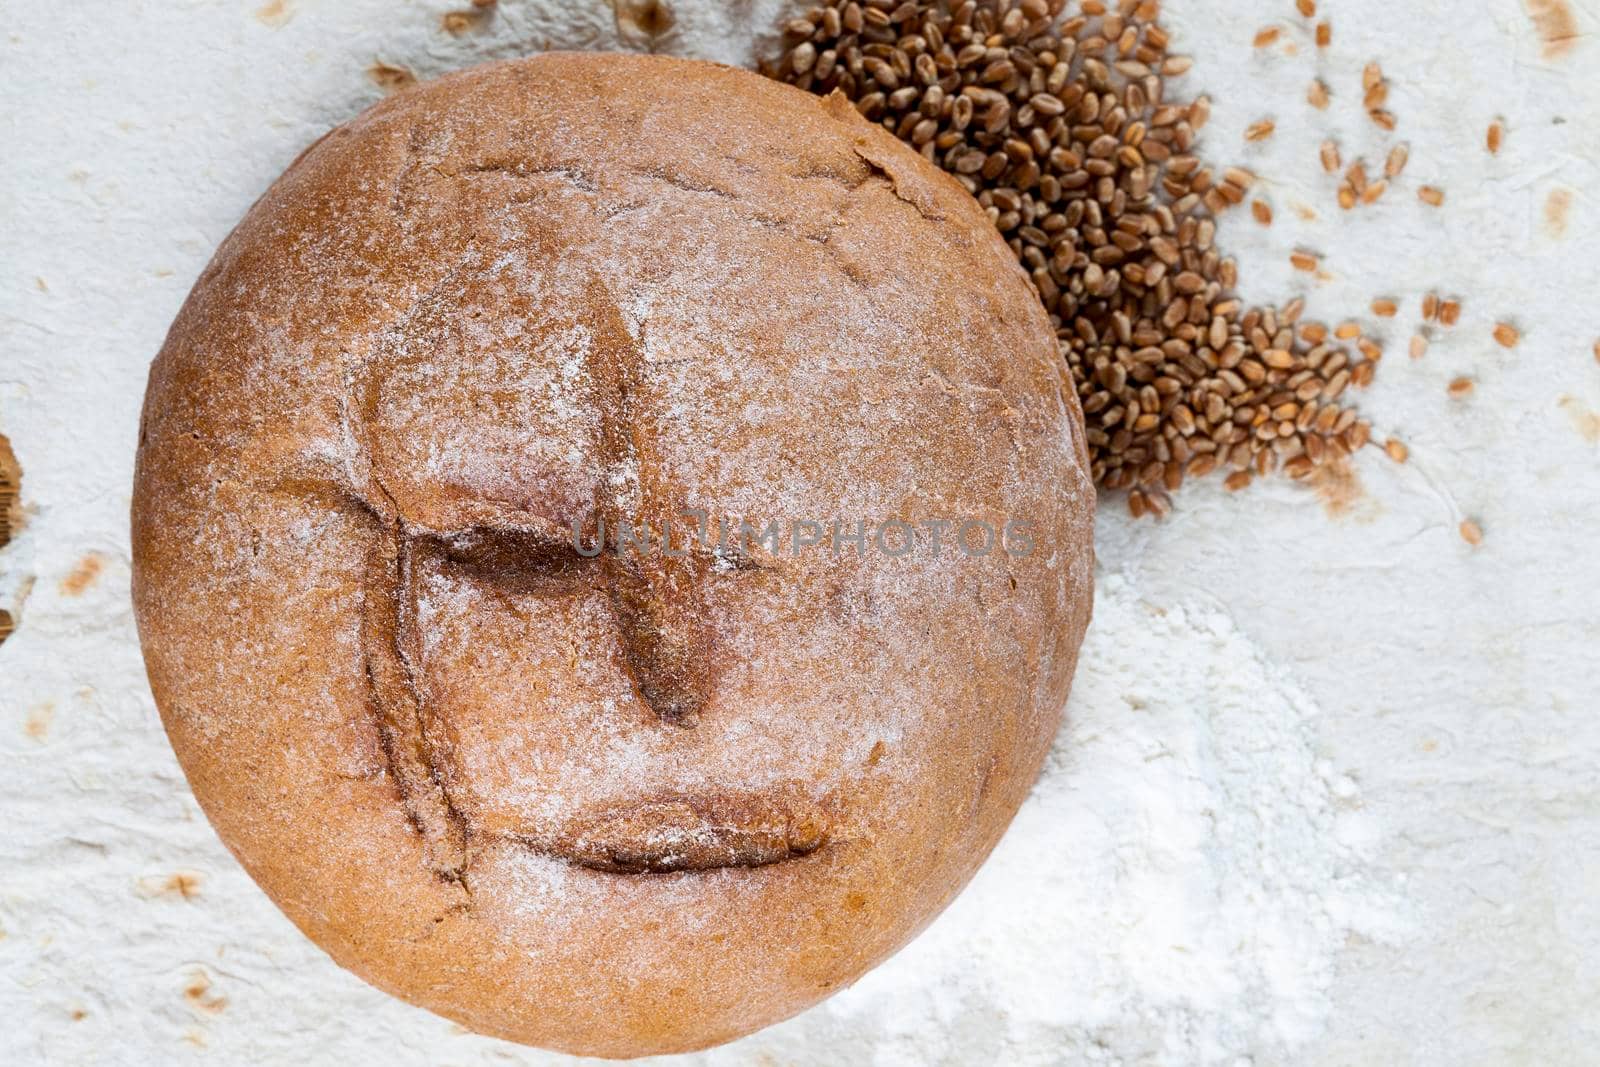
(255, 0, 294, 27)
(1544, 187, 1574, 237)
(1558, 395, 1600, 441)
(1526, 0, 1580, 59)
(60, 552, 105, 596)
(24, 702, 55, 741)
(368, 63, 418, 94)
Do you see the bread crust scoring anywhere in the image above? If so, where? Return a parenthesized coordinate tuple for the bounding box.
(132, 52, 1094, 1057)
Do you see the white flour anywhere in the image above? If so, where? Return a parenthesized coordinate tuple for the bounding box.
(761, 574, 1399, 1067)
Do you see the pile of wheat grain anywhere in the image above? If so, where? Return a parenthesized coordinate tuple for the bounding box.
(763, 0, 1378, 516)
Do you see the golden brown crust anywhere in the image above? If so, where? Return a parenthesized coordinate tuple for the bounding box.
(132, 53, 1094, 1057)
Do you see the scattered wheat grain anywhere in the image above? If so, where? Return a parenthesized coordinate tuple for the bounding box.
(1285, 455, 1315, 479)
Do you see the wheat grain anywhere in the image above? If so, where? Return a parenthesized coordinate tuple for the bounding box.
(1346, 160, 1368, 195)
(766, 0, 1379, 511)
(1385, 143, 1409, 178)
(1320, 140, 1341, 173)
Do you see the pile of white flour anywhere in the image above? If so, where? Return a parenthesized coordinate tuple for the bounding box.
(775, 574, 1399, 1067)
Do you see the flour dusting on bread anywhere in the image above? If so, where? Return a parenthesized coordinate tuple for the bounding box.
(131, 53, 1094, 1057)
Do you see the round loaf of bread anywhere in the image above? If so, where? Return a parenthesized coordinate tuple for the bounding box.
(132, 52, 1095, 1057)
